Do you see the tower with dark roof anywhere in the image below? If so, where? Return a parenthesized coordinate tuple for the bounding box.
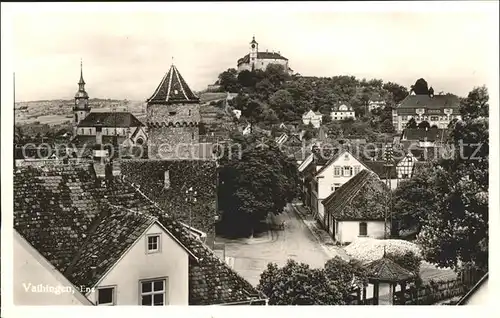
(73, 60, 91, 133)
(146, 63, 201, 159)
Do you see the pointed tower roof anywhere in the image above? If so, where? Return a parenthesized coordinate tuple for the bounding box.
(250, 35, 258, 44)
(79, 59, 85, 85)
(147, 64, 199, 104)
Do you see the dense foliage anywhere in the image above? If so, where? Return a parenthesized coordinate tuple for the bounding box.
(217, 133, 300, 237)
(257, 258, 367, 305)
(219, 65, 409, 139)
(408, 86, 489, 272)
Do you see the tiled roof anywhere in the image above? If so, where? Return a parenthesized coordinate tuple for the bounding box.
(395, 94, 460, 115)
(147, 64, 200, 104)
(78, 112, 144, 128)
(364, 257, 415, 283)
(323, 170, 390, 220)
(402, 128, 448, 142)
(363, 161, 397, 179)
(237, 52, 288, 65)
(14, 163, 262, 305)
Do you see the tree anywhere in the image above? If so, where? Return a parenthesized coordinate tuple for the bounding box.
(417, 86, 489, 272)
(257, 260, 345, 305)
(417, 120, 430, 129)
(218, 137, 299, 237)
(393, 162, 439, 234)
(322, 114, 332, 124)
(218, 68, 241, 93)
(406, 117, 418, 129)
(411, 78, 429, 95)
(380, 118, 395, 133)
(323, 257, 368, 300)
(383, 82, 409, 104)
(269, 89, 294, 122)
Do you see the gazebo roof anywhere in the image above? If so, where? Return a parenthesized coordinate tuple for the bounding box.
(364, 257, 415, 283)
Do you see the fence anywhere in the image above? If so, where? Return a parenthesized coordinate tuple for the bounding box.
(394, 278, 466, 305)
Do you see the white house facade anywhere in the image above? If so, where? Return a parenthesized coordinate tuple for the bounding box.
(302, 110, 323, 128)
(87, 222, 190, 306)
(311, 150, 368, 220)
(334, 220, 389, 244)
(331, 104, 355, 121)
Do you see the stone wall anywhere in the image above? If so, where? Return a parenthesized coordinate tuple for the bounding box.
(147, 126, 200, 159)
(146, 103, 201, 125)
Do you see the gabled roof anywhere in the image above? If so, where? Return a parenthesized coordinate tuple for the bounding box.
(315, 149, 369, 176)
(147, 64, 200, 104)
(78, 112, 144, 128)
(395, 94, 460, 115)
(363, 161, 397, 179)
(237, 52, 288, 65)
(323, 170, 390, 220)
(14, 163, 261, 305)
(364, 257, 415, 283)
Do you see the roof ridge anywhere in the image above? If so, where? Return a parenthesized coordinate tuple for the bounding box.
(173, 65, 189, 101)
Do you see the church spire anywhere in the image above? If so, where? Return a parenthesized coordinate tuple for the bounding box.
(79, 59, 85, 86)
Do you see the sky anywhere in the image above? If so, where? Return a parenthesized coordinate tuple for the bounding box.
(6, 2, 499, 101)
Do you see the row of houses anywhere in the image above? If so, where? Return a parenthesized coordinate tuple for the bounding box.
(289, 127, 449, 243)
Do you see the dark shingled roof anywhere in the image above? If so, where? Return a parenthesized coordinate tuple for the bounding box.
(147, 64, 200, 104)
(323, 169, 390, 220)
(395, 94, 460, 115)
(14, 164, 262, 305)
(363, 161, 397, 179)
(237, 52, 288, 65)
(78, 112, 144, 128)
(364, 257, 415, 283)
(402, 128, 448, 142)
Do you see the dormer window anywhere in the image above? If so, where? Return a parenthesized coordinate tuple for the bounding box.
(169, 111, 176, 116)
(147, 234, 161, 253)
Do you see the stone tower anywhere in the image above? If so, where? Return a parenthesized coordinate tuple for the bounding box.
(73, 60, 91, 134)
(249, 36, 258, 71)
(146, 63, 200, 159)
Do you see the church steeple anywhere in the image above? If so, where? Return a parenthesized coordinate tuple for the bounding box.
(73, 59, 91, 130)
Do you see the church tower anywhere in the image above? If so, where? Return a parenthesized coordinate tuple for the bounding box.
(146, 63, 200, 159)
(249, 36, 258, 71)
(73, 60, 91, 134)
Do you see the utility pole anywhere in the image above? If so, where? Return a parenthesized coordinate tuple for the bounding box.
(383, 142, 394, 239)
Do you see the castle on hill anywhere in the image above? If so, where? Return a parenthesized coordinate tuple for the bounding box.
(237, 36, 293, 75)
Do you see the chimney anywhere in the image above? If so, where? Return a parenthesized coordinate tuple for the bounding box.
(428, 87, 434, 98)
(93, 120, 109, 179)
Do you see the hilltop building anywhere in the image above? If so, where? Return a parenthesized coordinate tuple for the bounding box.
(392, 89, 461, 132)
(237, 36, 293, 75)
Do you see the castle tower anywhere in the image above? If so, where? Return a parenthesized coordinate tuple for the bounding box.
(249, 36, 258, 71)
(146, 63, 200, 159)
(73, 59, 91, 133)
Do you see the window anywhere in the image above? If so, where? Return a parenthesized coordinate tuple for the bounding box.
(344, 154, 349, 161)
(146, 234, 161, 253)
(191, 131, 195, 140)
(75, 113, 78, 123)
(343, 166, 353, 177)
(333, 183, 341, 191)
(97, 286, 115, 305)
(169, 111, 177, 116)
(188, 110, 191, 116)
(334, 166, 341, 176)
(136, 137, 144, 145)
(140, 279, 167, 306)
(354, 166, 361, 175)
(402, 116, 407, 120)
(430, 116, 439, 121)
(359, 222, 367, 236)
